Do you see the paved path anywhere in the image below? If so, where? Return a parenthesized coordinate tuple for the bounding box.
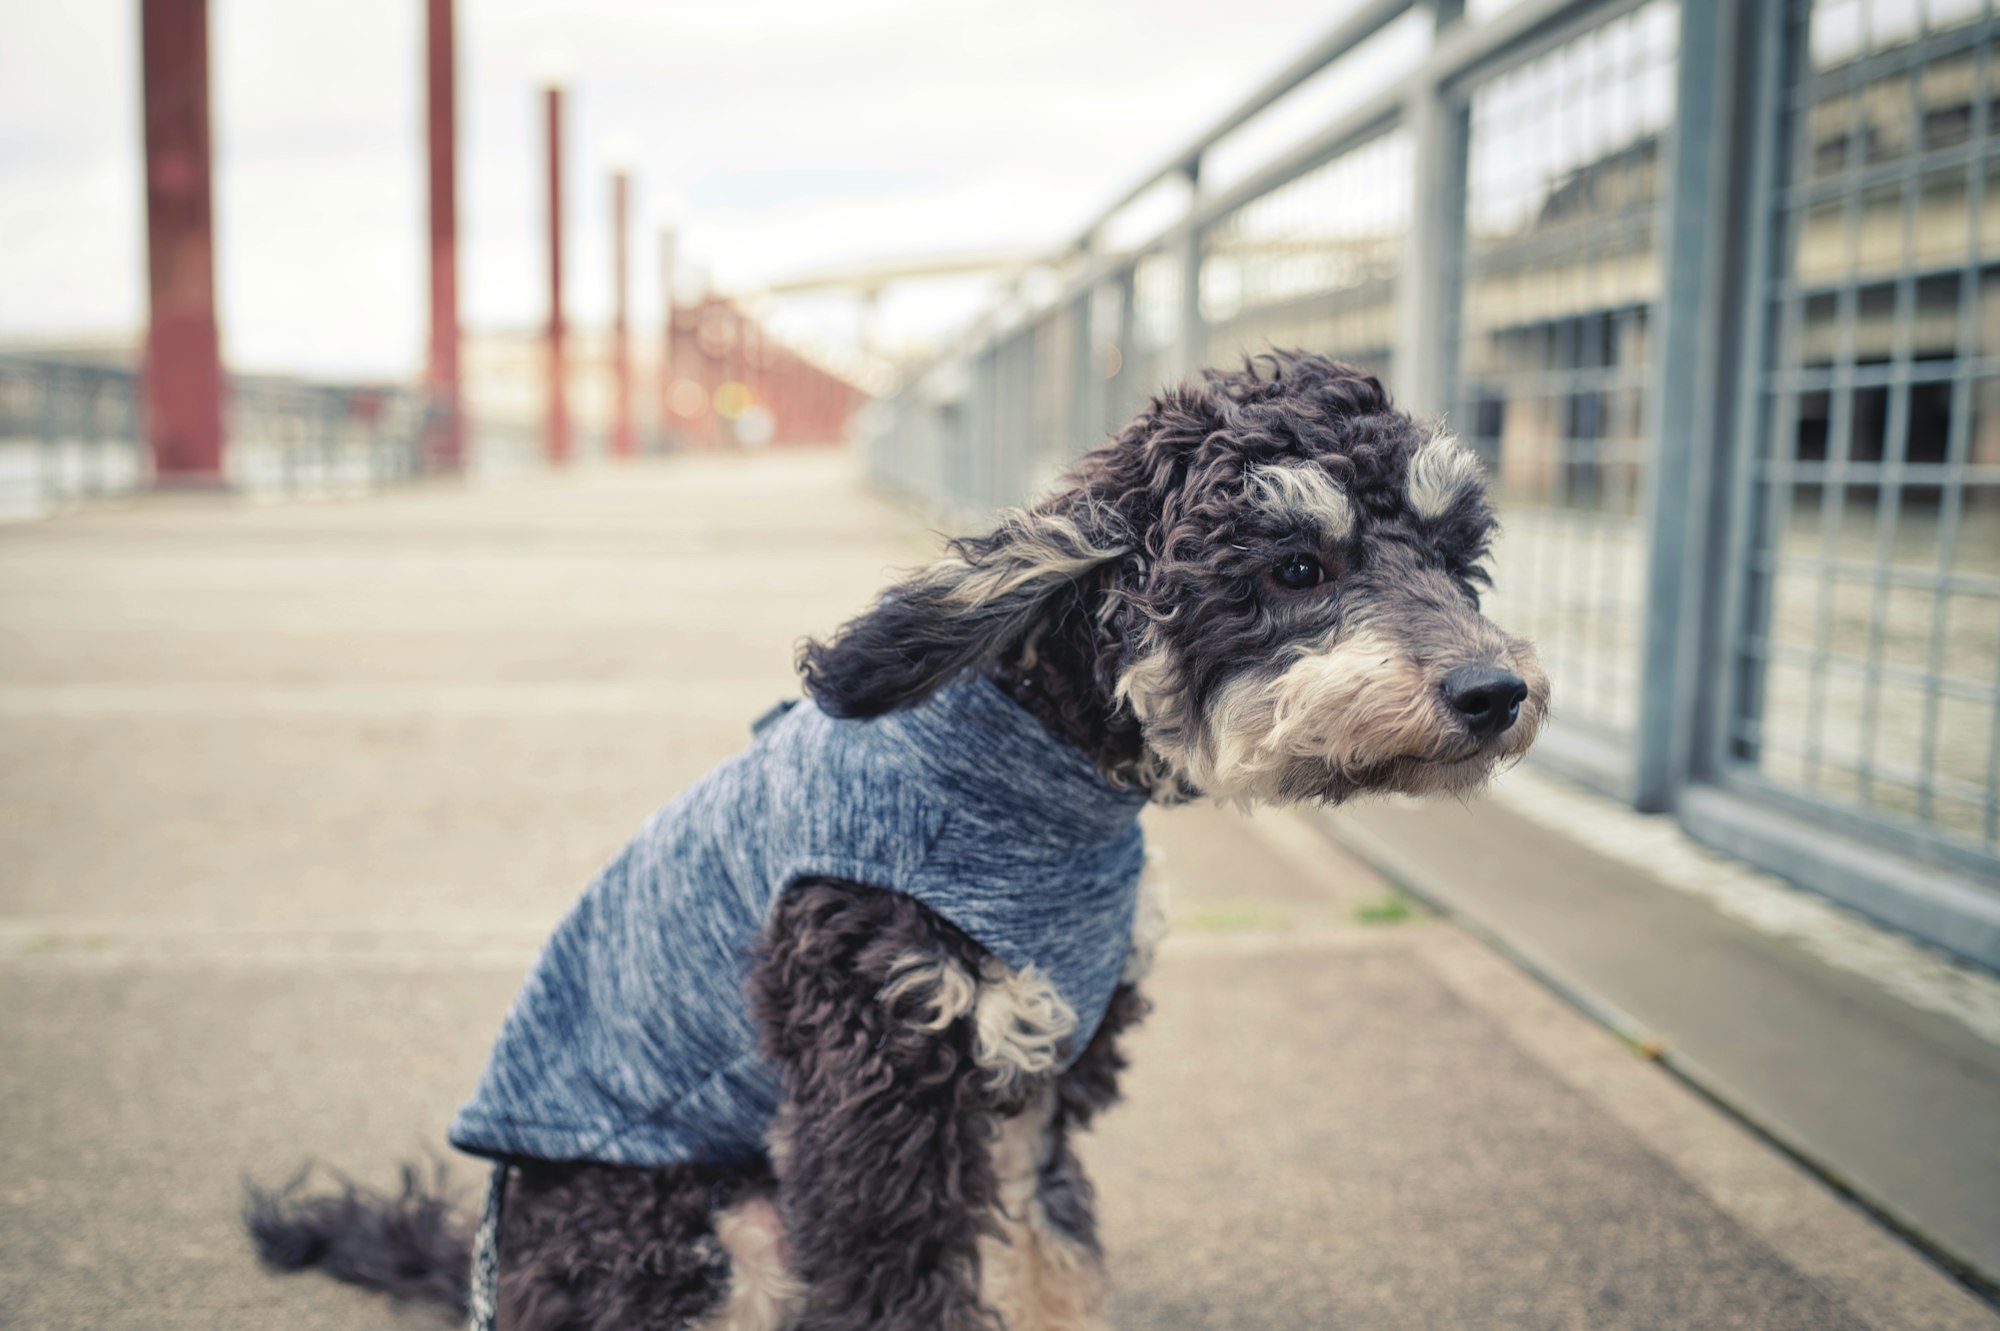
(1, 453, 1993, 1330)
(1329, 768, 2000, 1294)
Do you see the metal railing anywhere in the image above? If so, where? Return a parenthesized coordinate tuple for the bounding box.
(864, 0, 2000, 969)
(0, 353, 435, 519)
(0, 357, 148, 515)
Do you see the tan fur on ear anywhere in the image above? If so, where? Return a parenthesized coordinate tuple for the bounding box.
(1406, 429, 1483, 521)
(932, 501, 1132, 611)
(797, 494, 1132, 719)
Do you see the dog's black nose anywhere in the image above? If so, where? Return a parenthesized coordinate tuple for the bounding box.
(1444, 665, 1529, 737)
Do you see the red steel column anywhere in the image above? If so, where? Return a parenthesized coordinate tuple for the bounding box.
(723, 304, 745, 448)
(544, 84, 570, 464)
(657, 227, 676, 446)
(610, 170, 635, 459)
(669, 301, 697, 445)
(770, 352, 794, 445)
(424, 0, 462, 469)
(141, 0, 225, 485)
(696, 296, 724, 449)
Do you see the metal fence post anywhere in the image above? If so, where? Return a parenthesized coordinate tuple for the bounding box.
(1630, 0, 1737, 811)
(1115, 269, 1138, 427)
(1395, 91, 1460, 414)
(1176, 164, 1206, 382)
(1394, 1, 1464, 420)
(1068, 287, 1096, 455)
(38, 365, 64, 508)
(1695, 0, 1785, 787)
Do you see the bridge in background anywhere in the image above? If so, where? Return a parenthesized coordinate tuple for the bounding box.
(15, 0, 865, 523)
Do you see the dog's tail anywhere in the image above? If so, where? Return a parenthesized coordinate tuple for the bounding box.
(244, 1161, 473, 1318)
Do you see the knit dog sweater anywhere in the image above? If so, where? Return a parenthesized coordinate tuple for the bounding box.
(449, 677, 1149, 1167)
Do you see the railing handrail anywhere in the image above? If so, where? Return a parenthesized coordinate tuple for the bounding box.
(1067, 0, 1418, 252)
(0, 350, 426, 399)
(919, 0, 1610, 382)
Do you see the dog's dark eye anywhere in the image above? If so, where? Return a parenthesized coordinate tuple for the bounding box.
(1273, 554, 1326, 590)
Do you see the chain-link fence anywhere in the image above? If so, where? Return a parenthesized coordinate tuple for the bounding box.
(864, 0, 2000, 969)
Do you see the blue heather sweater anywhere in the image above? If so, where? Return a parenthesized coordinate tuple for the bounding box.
(448, 678, 1150, 1167)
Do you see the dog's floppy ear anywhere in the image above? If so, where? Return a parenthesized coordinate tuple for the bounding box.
(798, 493, 1132, 717)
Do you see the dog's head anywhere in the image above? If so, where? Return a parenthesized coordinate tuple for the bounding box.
(801, 351, 1548, 806)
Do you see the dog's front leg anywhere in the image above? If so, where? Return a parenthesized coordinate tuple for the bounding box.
(751, 878, 1012, 1331)
(1010, 875, 1161, 1331)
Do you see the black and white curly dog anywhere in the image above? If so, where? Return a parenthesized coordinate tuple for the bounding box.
(249, 353, 1547, 1331)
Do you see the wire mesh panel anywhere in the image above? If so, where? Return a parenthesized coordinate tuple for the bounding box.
(1024, 309, 1077, 491)
(1451, 0, 1682, 740)
(1735, 0, 2000, 860)
(985, 317, 1076, 503)
(1115, 251, 1184, 423)
(1078, 281, 1129, 444)
(1200, 130, 1411, 382)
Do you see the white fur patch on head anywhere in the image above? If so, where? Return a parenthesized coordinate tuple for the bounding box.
(880, 952, 978, 1031)
(1247, 464, 1355, 540)
(1406, 429, 1484, 521)
(973, 959, 1077, 1093)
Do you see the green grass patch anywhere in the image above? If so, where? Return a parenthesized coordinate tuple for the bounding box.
(1353, 892, 1416, 925)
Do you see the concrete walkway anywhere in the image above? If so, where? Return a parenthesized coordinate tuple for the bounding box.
(1, 453, 1993, 1330)
(1329, 768, 2000, 1296)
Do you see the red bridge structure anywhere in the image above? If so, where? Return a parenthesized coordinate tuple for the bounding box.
(84, 0, 862, 507)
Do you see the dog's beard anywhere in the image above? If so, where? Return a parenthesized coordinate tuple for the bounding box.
(1266, 743, 1528, 805)
(1124, 632, 1546, 807)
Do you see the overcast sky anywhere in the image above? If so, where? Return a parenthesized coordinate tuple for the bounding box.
(0, 0, 1377, 379)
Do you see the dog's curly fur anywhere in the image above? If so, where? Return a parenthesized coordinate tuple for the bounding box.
(750, 881, 1007, 1331)
(801, 352, 1542, 803)
(247, 353, 1546, 1330)
(495, 1159, 775, 1329)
